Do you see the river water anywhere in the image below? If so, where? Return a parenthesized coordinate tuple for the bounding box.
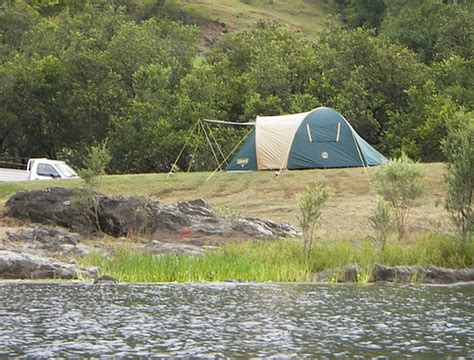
(0, 282, 472, 358)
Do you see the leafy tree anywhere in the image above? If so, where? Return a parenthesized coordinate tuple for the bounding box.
(383, 81, 459, 161)
(207, 22, 317, 121)
(0, 0, 39, 50)
(76, 140, 111, 234)
(382, 2, 473, 63)
(0, 3, 128, 161)
(373, 154, 425, 240)
(433, 55, 474, 109)
(441, 110, 473, 248)
(339, 0, 386, 29)
(311, 27, 429, 146)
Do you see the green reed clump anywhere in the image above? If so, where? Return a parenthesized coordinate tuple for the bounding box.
(82, 234, 473, 283)
(83, 239, 311, 283)
(312, 233, 473, 271)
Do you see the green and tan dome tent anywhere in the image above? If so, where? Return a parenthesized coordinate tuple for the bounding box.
(226, 107, 387, 171)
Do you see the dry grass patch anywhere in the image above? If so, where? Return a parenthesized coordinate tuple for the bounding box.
(0, 163, 450, 239)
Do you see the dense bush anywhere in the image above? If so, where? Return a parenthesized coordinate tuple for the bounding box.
(0, 0, 472, 173)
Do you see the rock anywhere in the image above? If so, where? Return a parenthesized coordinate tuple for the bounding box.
(381, 265, 474, 284)
(93, 275, 118, 285)
(6, 188, 299, 241)
(313, 264, 474, 284)
(146, 240, 205, 256)
(96, 195, 161, 237)
(342, 264, 360, 282)
(232, 218, 299, 239)
(5, 188, 92, 234)
(5, 225, 86, 255)
(0, 250, 97, 280)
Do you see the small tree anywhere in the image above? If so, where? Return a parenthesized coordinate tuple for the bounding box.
(369, 198, 394, 251)
(76, 140, 111, 233)
(441, 110, 473, 248)
(297, 182, 330, 264)
(373, 154, 424, 240)
(79, 140, 111, 191)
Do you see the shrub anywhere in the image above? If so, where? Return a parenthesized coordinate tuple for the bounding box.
(76, 140, 111, 233)
(373, 154, 424, 240)
(441, 110, 473, 248)
(78, 140, 111, 191)
(297, 182, 330, 264)
(368, 197, 394, 250)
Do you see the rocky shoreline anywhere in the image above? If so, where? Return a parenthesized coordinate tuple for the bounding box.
(313, 264, 474, 284)
(1, 188, 298, 281)
(1, 188, 472, 284)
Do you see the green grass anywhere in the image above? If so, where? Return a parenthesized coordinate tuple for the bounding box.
(83, 239, 311, 282)
(82, 234, 473, 283)
(185, 0, 336, 37)
(314, 233, 474, 271)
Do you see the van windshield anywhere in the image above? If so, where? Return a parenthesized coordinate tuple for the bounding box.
(56, 163, 78, 178)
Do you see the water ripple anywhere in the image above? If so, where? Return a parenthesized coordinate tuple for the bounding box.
(0, 282, 472, 357)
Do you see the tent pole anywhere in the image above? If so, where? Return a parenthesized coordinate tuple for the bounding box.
(186, 132, 201, 173)
(167, 120, 199, 177)
(205, 122, 228, 165)
(351, 130, 368, 175)
(276, 141, 295, 178)
(206, 128, 253, 182)
(200, 120, 222, 171)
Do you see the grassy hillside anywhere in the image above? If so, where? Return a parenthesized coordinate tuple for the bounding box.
(0, 163, 450, 240)
(186, 0, 335, 36)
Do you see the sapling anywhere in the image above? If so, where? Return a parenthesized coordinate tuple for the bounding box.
(297, 182, 329, 264)
(76, 140, 111, 233)
(369, 198, 394, 251)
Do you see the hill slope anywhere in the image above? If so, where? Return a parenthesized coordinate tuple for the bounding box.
(186, 0, 335, 36)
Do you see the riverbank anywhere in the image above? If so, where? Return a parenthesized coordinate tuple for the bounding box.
(0, 164, 472, 284)
(78, 237, 474, 284)
(1, 228, 472, 284)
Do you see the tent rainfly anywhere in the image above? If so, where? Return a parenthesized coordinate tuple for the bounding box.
(225, 107, 387, 171)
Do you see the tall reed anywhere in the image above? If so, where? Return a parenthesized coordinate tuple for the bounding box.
(82, 234, 473, 283)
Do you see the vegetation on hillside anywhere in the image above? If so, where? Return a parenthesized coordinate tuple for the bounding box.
(0, 0, 472, 174)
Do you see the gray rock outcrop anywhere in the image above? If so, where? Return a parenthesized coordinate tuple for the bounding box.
(313, 264, 474, 284)
(6, 188, 298, 241)
(4, 225, 90, 256)
(0, 250, 97, 280)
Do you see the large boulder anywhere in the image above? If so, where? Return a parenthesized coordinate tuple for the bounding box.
(0, 250, 97, 279)
(5, 188, 299, 241)
(6, 188, 91, 233)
